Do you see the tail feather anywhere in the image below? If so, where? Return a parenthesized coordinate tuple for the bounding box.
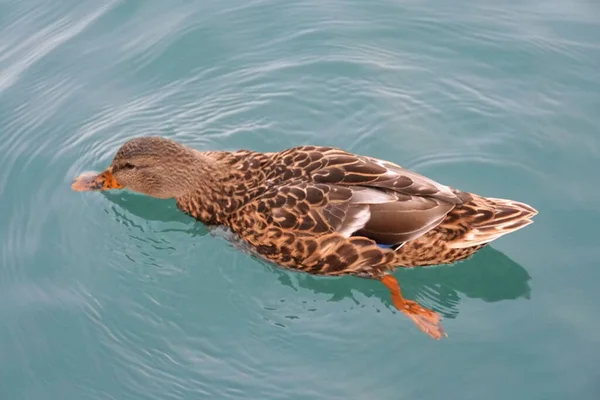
(448, 196, 538, 249)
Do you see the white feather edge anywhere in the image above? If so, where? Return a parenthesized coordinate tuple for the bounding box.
(338, 207, 371, 238)
(448, 219, 534, 248)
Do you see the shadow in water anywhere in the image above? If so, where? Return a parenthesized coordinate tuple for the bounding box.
(102, 192, 210, 237)
(267, 246, 531, 319)
(103, 192, 532, 319)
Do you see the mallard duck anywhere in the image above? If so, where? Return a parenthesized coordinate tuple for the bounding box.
(72, 136, 537, 339)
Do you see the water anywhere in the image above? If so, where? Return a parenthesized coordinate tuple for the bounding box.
(1, 0, 599, 398)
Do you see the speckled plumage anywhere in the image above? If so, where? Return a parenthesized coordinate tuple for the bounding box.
(73, 136, 538, 339)
(171, 142, 537, 278)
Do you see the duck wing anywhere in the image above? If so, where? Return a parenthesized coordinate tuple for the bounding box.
(314, 150, 470, 204)
(271, 146, 470, 204)
(237, 182, 454, 255)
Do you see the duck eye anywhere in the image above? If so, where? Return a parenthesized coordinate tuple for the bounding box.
(123, 162, 136, 170)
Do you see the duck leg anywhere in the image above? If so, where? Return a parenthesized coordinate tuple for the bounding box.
(380, 275, 446, 340)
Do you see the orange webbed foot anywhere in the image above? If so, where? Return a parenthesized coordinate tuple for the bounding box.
(380, 275, 446, 340)
(398, 299, 446, 340)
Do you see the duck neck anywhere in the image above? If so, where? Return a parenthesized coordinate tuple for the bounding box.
(174, 151, 239, 225)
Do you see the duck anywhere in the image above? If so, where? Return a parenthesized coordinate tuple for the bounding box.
(72, 136, 537, 339)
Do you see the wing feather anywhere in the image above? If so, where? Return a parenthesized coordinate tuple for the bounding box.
(246, 182, 454, 247)
(310, 151, 470, 204)
(228, 147, 472, 275)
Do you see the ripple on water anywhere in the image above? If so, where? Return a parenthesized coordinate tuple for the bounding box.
(0, 1, 119, 94)
(1, 0, 599, 398)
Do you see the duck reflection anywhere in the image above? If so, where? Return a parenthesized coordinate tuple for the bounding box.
(266, 245, 531, 319)
(103, 192, 209, 237)
(105, 192, 532, 320)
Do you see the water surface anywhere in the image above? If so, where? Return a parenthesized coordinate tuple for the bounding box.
(1, 0, 599, 399)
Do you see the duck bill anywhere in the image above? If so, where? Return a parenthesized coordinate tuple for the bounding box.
(71, 168, 123, 192)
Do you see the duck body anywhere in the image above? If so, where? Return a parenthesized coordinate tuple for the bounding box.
(72, 136, 538, 339)
(175, 144, 536, 277)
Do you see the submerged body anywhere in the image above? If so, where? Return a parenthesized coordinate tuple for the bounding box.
(72, 136, 537, 339)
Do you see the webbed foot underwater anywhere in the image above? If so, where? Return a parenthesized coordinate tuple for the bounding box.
(72, 136, 537, 339)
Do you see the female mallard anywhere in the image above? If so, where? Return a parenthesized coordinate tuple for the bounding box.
(72, 136, 537, 339)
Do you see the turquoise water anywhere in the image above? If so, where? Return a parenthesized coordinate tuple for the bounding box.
(1, 0, 599, 398)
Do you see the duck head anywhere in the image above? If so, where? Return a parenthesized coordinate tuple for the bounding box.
(71, 136, 207, 199)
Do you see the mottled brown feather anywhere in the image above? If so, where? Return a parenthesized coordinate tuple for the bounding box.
(106, 139, 536, 277)
(76, 137, 539, 340)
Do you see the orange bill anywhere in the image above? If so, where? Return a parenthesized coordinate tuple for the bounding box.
(71, 169, 123, 192)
